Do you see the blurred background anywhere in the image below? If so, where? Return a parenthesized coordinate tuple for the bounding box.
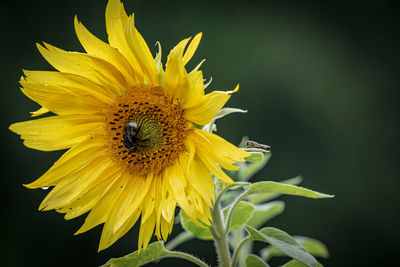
(1, 0, 398, 266)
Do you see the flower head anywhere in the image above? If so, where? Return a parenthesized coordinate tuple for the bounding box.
(10, 0, 249, 251)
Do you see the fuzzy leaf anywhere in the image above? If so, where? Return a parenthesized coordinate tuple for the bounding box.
(219, 182, 250, 204)
(261, 236, 329, 260)
(102, 242, 169, 267)
(246, 254, 270, 267)
(246, 176, 303, 204)
(245, 226, 318, 267)
(181, 200, 256, 240)
(245, 151, 265, 162)
(294, 237, 329, 258)
(216, 181, 250, 191)
(247, 181, 333, 199)
(247, 201, 285, 228)
(280, 260, 324, 267)
(180, 212, 212, 240)
(223, 201, 255, 231)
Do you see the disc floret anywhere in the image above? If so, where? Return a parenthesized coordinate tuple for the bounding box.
(105, 86, 189, 176)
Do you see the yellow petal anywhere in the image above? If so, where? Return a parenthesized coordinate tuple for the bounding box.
(9, 114, 104, 152)
(100, 208, 141, 252)
(39, 157, 114, 211)
(98, 173, 143, 251)
(196, 153, 234, 184)
(201, 130, 250, 163)
(76, 173, 130, 235)
(184, 84, 239, 125)
(37, 43, 126, 93)
(141, 178, 156, 223)
(165, 162, 195, 219)
(20, 79, 110, 115)
(189, 130, 234, 184)
(24, 135, 108, 189)
(191, 129, 242, 171)
(160, 175, 177, 223)
(154, 41, 165, 83)
(99, 207, 141, 251)
(188, 158, 215, 206)
(30, 106, 49, 117)
(114, 174, 153, 231)
(197, 198, 212, 226)
(182, 32, 202, 66)
(163, 38, 190, 101)
(105, 0, 144, 82)
(153, 177, 163, 237)
(184, 136, 196, 176)
(138, 212, 156, 252)
(23, 70, 116, 101)
(58, 171, 120, 220)
(160, 216, 174, 241)
(184, 70, 205, 109)
(125, 15, 158, 84)
(74, 16, 139, 85)
(101, 174, 141, 233)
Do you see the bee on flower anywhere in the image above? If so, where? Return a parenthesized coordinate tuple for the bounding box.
(10, 0, 249, 251)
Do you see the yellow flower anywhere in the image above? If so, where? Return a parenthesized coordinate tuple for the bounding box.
(10, 0, 250, 251)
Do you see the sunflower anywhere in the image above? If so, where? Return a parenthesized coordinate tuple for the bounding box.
(9, 0, 250, 251)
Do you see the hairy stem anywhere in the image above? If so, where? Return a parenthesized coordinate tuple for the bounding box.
(230, 228, 251, 267)
(211, 190, 232, 267)
(231, 236, 252, 267)
(165, 231, 195, 251)
(225, 193, 247, 235)
(168, 251, 210, 267)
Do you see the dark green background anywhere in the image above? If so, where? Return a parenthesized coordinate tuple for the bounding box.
(1, 0, 398, 266)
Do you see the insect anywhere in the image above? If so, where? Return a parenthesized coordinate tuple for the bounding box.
(123, 121, 139, 150)
(123, 118, 162, 152)
(245, 140, 271, 151)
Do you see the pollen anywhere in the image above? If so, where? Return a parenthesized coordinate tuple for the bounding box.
(105, 86, 189, 176)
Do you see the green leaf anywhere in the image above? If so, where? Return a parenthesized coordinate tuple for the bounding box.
(227, 182, 251, 190)
(245, 152, 265, 162)
(261, 236, 329, 260)
(216, 181, 250, 191)
(237, 152, 271, 181)
(223, 201, 255, 231)
(294, 236, 329, 258)
(247, 201, 285, 228)
(220, 182, 250, 204)
(180, 212, 212, 240)
(246, 254, 270, 267)
(247, 176, 303, 204)
(102, 242, 169, 267)
(247, 181, 333, 199)
(245, 226, 318, 267)
(280, 260, 323, 267)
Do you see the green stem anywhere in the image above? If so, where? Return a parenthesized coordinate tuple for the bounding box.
(168, 251, 210, 267)
(225, 193, 247, 235)
(215, 184, 233, 208)
(211, 191, 232, 267)
(231, 236, 252, 267)
(165, 231, 195, 251)
(211, 182, 251, 267)
(230, 228, 251, 267)
(211, 211, 231, 267)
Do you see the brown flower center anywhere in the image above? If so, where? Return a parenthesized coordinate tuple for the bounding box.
(105, 86, 189, 176)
